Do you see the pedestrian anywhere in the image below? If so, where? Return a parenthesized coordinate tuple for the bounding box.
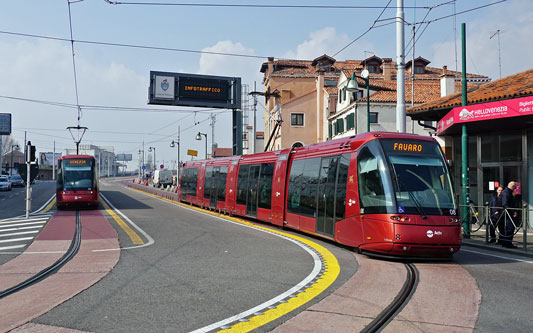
(500, 181, 518, 248)
(488, 186, 503, 244)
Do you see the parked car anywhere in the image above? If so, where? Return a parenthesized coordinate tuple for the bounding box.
(153, 169, 173, 188)
(0, 176, 12, 191)
(9, 174, 24, 187)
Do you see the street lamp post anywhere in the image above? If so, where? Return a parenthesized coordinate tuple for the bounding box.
(170, 139, 180, 184)
(196, 132, 208, 159)
(346, 70, 371, 132)
(10, 145, 19, 176)
(149, 146, 156, 171)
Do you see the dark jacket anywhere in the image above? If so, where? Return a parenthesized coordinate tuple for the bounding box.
(489, 194, 502, 221)
(501, 187, 516, 210)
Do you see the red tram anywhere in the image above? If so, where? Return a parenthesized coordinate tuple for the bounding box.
(56, 155, 99, 209)
(178, 132, 461, 258)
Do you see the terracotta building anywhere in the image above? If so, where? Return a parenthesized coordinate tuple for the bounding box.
(260, 54, 489, 151)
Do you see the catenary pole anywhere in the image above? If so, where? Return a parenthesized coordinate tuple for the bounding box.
(396, 0, 406, 132)
(461, 23, 470, 238)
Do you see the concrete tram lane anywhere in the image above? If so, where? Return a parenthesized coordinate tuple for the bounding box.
(0, 209, 119, 332)
(30, 181, 357, 332)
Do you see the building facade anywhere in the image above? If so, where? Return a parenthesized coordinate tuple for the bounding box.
(261, 55, 489, 151)
(65, 144, 117, 177)
(408, 68, 533, 228)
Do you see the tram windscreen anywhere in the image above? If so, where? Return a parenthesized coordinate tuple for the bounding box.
(380, 139, 456, 215)
(60, 158, 95, 191)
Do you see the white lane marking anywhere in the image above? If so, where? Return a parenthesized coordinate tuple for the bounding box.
(0, 217, 49, 224)
(0, 221, 47, 229)
(95, 193, 155, 251)
(0, 244, 26, 251)
(461, 248, 533, 264)
(129, 188, 323, 332)
(0, 226, 44, 233)
(0, 230, 39, 238)
(0, 237, 33, 244)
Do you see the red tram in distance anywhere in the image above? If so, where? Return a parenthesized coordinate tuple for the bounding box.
(178, 132, 461, 258)
(56, 155, 99, 210)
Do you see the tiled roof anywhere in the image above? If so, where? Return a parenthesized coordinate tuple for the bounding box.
(358, 81, 475, 104)
(263, 56, 488, 81)
(324, 86, 338, 95)
(408, 68, 533, 118)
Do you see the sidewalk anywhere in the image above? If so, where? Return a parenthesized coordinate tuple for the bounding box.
(461, 226, 533, 258)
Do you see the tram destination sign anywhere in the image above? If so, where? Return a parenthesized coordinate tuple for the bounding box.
(0, 113, 12, 135)
(148, 71, 241, 109)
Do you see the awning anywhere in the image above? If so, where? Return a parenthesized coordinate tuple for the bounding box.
(437, 95, 533, 135)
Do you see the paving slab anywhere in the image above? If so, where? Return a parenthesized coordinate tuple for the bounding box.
(0, 210, 120, 333)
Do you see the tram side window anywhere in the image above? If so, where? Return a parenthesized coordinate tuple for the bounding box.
(56, 162, 63, 191)
(205, 167, 214, 198)
(237, 165, 250, 205)
(258, 163, 274, 209)
(335, 153, 351, 221)
(300, 158, 321, 218)
(191, 168, 199, 196)
(217, 166, 228, 201)
(357, 147, 389, 213)
(287, 159, 305, 215)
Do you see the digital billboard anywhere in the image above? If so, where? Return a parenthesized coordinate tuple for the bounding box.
(148, 72, 241, 109)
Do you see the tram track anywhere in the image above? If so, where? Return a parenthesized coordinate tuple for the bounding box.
(0, 211, 82, 299)
(362, 262, 419, 333)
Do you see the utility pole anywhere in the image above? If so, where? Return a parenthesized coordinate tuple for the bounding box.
(461, 23, 470, 239)
(396, 0, 406, 132)
(210, 113, 216, 157)
(53, 141, 56, 180)
(253, 81, 257, 154)
(490, 29, 502, 79)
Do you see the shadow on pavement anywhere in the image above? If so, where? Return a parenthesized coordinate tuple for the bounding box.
(100, 190, 153, 210)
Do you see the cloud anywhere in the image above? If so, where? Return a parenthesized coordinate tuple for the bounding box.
(0, 38, 149, 161)
(431, 0, 533, 79)
(198, 40, 263, 87)
(284, 27, 349, 60)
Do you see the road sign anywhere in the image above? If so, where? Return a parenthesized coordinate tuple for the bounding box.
(142, 165, 146, 170)
(116, 153, 133, 161)
(187, 149, 198, 157)
(0, 113, 12, 135)
(160, 164, 164, 169)
(17, 164, 39, 183)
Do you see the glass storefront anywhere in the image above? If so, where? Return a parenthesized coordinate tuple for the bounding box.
(450, 132, 529, 227)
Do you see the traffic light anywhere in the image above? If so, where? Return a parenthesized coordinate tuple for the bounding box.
(26, 141, 36, 163)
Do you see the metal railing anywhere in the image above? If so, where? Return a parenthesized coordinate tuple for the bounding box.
(459, 203, 531, 252)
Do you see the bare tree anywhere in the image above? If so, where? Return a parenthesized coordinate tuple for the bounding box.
(1, 135, 19, 157)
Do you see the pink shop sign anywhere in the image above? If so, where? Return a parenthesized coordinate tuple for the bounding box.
(437, 95, 533, 135)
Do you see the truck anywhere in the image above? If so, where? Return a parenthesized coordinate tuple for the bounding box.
(153, 169, 173, 188)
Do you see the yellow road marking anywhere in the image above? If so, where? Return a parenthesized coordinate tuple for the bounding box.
(40, 197, 56, 213)
(101, 200, 144, 245)
(128, 186, 340, 332)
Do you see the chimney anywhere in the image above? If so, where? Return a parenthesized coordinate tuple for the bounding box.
(383, 58, 393, 81)
(440, 65, 455, 97)
(267, 56, 274, 75)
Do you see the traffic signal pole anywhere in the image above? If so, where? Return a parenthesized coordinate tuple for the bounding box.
(25, 141, 35, 219)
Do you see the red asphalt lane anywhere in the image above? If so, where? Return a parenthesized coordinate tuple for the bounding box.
(0, 209, 120, 333)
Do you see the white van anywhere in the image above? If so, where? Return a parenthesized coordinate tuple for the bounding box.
(153, 169, 173, 188)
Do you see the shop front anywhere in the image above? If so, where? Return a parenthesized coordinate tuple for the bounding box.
(437, 95, 533, 228)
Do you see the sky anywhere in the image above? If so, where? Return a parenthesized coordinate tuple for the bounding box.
(0, 0, 531, 171)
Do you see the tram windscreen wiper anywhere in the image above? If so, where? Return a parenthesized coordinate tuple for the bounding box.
(395, 176, 427, 219)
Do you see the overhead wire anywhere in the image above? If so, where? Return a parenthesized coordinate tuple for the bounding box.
(102, 1, 433, 9)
